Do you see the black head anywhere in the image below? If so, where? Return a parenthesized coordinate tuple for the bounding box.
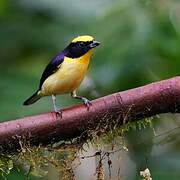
(64, 38, 100, 58)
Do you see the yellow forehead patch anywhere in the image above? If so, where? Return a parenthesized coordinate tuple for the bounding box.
(72, 35, 94, 43)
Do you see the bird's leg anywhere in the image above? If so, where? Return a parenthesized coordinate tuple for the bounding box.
(51, 94, 62, 118)
(71, 90, 92, 110)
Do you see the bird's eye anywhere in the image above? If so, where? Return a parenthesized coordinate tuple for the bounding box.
(79, 42, 84, 47)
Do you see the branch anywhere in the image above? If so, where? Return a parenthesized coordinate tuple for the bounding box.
(0, 77, 180, 153)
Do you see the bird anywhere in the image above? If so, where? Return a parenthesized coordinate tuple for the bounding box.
(23, 35, 100, 116)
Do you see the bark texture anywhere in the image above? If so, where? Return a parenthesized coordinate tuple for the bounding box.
(0, 77, 180, 153)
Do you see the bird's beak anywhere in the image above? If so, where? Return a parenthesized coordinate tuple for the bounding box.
(89, 40, 100, 48)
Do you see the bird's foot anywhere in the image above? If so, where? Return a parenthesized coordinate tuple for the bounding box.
(55, 110, 62, 119)
(83, 98, 92, 111)
(70, 92, 92, 111)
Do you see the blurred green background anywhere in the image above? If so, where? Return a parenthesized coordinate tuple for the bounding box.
(0, 0, 180, 179)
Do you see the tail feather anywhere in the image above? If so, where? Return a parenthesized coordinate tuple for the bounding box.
(23, 91, 41, 105)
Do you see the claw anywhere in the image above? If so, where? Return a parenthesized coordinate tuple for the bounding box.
(55, 110, 62, 119)
(71, 91, 92, 111)
(83, 98, 92, 111)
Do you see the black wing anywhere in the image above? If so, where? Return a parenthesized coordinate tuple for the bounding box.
(38, 53, 65, 89)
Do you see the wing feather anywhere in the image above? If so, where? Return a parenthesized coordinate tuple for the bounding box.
(38, 53, 65, 89)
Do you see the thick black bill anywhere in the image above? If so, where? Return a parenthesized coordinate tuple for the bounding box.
(89, 40, 100, 48)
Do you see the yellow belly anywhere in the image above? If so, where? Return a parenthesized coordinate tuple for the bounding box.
(40, 50, 93, 96)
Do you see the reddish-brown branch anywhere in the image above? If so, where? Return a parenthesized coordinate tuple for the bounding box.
(0, 77, 180, 153)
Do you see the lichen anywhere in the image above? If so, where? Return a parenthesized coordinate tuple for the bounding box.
(0, 116, 154, 179)
(0, 155, 13, 177)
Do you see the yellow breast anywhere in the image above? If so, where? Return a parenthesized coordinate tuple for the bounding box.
(40, 50, 93, 96)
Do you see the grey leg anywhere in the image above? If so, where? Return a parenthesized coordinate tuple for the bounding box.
(51, 94, 62, 118)
(71, 90, 92, 110)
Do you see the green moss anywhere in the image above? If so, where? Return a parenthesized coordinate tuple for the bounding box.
(0, 117, 154, 179)
(0, 155, 13, 177)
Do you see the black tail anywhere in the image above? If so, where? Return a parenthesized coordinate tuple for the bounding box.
(23, 91, 41, 105)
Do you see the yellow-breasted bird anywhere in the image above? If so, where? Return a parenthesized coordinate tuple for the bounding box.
(23, 35, 100, 115)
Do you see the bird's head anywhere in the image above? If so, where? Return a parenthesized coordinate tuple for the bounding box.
(64, 35, 100, 58)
